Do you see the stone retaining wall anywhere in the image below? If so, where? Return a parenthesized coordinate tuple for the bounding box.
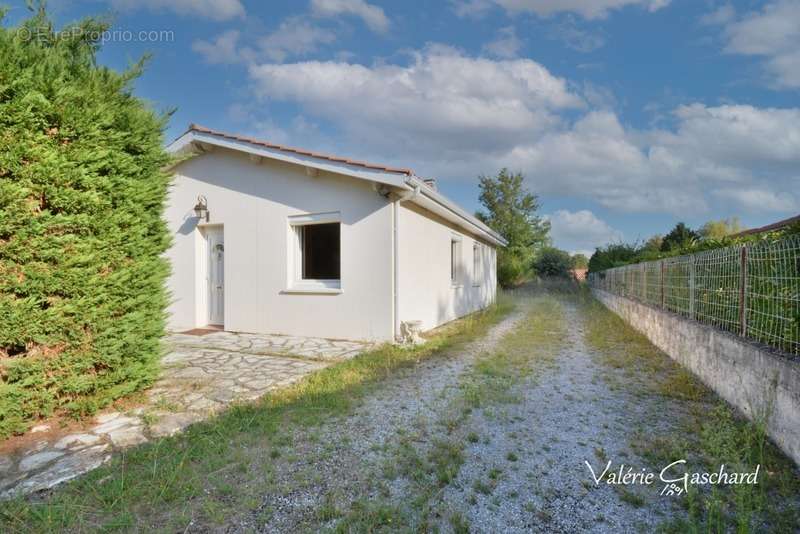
(592, 289, 800, 466)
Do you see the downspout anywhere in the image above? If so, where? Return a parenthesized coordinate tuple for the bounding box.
(393, 183, 420, 342)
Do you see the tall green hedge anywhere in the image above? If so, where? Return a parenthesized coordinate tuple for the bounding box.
(0, 8, 171, 438)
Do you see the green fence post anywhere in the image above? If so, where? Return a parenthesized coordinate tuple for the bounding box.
(739, 246, 748, 337)
(642, 262, 646, 303)
(689, 255, 695, 319)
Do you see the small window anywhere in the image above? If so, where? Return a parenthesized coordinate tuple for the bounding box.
(451, 237, 461, 284)
(299, 223, 340, 280)
(473, 243, 481, 285)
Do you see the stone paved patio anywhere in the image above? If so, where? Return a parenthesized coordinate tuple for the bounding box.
(0, 331, 376, 499)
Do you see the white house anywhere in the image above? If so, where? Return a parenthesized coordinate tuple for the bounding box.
(164, 125, 506, 342)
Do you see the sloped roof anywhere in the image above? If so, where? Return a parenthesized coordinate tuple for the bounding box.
(731, 214, 800, 238)
(166, 125, 507, 247)
(186, 124, 414, 175)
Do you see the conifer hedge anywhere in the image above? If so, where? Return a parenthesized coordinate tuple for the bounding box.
(0, 8, 171, 438)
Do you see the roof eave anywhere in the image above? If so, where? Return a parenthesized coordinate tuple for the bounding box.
(166, 130, 411, 189)
(405, 177, 508, 247)
(164, 128, 507, 247)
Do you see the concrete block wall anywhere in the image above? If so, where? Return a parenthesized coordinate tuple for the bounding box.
(592, 289, 800, 467)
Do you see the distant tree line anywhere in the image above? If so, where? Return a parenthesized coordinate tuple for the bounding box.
(587, 217, 800, 273)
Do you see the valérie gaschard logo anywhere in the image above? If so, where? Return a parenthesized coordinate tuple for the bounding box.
(584, 459, 761, 496)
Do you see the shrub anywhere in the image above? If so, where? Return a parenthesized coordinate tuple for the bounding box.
(571, 253, 588, 269)
(588, 243, 640, 272)
(661, 222, 699, 252)
(0, 8, 171, 437)
(533, 247, 572, 278)
(497, 249, 530, 288)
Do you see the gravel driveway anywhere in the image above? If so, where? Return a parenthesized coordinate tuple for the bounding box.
(233, 304, 530, 532)
(438, 300, 683, 532)
(222, 292, 738, 533)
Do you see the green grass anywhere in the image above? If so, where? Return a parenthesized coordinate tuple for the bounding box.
(581, 290, 800, 533)
(472, 479, 493, 495)
(460, 294, 566, 410)
(0, 297, 514, 533)
(449, 511, 470, 534)
(331, 500, 405, 533)
(581, 291, 712, 403)
(316, 492, 343, 523)
(617, 488, 646, 508)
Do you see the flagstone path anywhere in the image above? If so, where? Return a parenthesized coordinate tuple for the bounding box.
(0, 331, 376, 499)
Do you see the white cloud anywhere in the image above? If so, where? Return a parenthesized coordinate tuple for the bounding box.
(699, 4, 735, 26)
(311, 0, 390, 33)
(451, 0, 494, 18)
(109, 0, 244, 20)
(483, 26, 523, 58)
(259, 17, 337, 62)
(550, 17, 606, 52)
(547, 209, 623, 255)
(582, 82, 617, 108)
(723, 1, 799, 56)
(249, 45, 583, 157)
(661, 104, 800, 168)
(714, 189, 797, 213)
(505, 110, 705, 213)
(227, 103, 326, 148)
(765, 50, 800, 88)
(192, 30, 243, 64)
(453, 0, 670, 19)
(192, 19, 336, 65)
(708, 1, 800, 89)
(245, 47, 800, 217)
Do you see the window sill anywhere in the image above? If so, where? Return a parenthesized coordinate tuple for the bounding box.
(283, 280, 342, 294)
(282, 286, 343, 295)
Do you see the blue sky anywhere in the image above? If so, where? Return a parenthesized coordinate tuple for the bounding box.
(5, 0, 799, 255)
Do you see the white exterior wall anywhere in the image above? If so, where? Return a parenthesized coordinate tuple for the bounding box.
(164, 149, 394, 341)
(396, 202, 497, 332)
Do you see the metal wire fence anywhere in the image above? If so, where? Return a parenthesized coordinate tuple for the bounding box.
(587, 234, 800, 357)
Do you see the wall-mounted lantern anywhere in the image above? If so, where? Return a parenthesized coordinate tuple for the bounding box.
(193, 195, 209, 222)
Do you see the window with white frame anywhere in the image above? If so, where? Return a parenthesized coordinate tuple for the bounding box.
(450, 236, 461, 285)
(288, 212, 341, 290)
(473, 242, 481, 286)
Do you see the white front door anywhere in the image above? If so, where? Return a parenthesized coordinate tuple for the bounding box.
(207, 227, 224, 326)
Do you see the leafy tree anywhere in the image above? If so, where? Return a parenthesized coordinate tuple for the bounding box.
(476, 168, 550, 287)
(642, 234, 663, 253)
(571, 253, 589, 269)
(587, 218, 799, 275)
(588, 243, 640, 272)
(660, 222, 698, 252)
(533, 247, 573, 277)
(699, 218, 742, 240)
(0, 6, 171, 437)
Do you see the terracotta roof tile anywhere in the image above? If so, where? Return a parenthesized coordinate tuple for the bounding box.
(187, 124, 414, 176)
(731, 214, 800, 237)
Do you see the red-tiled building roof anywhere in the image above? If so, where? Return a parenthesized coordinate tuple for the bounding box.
(731, 214, 800, 237)
(187, 124, 414, 176)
